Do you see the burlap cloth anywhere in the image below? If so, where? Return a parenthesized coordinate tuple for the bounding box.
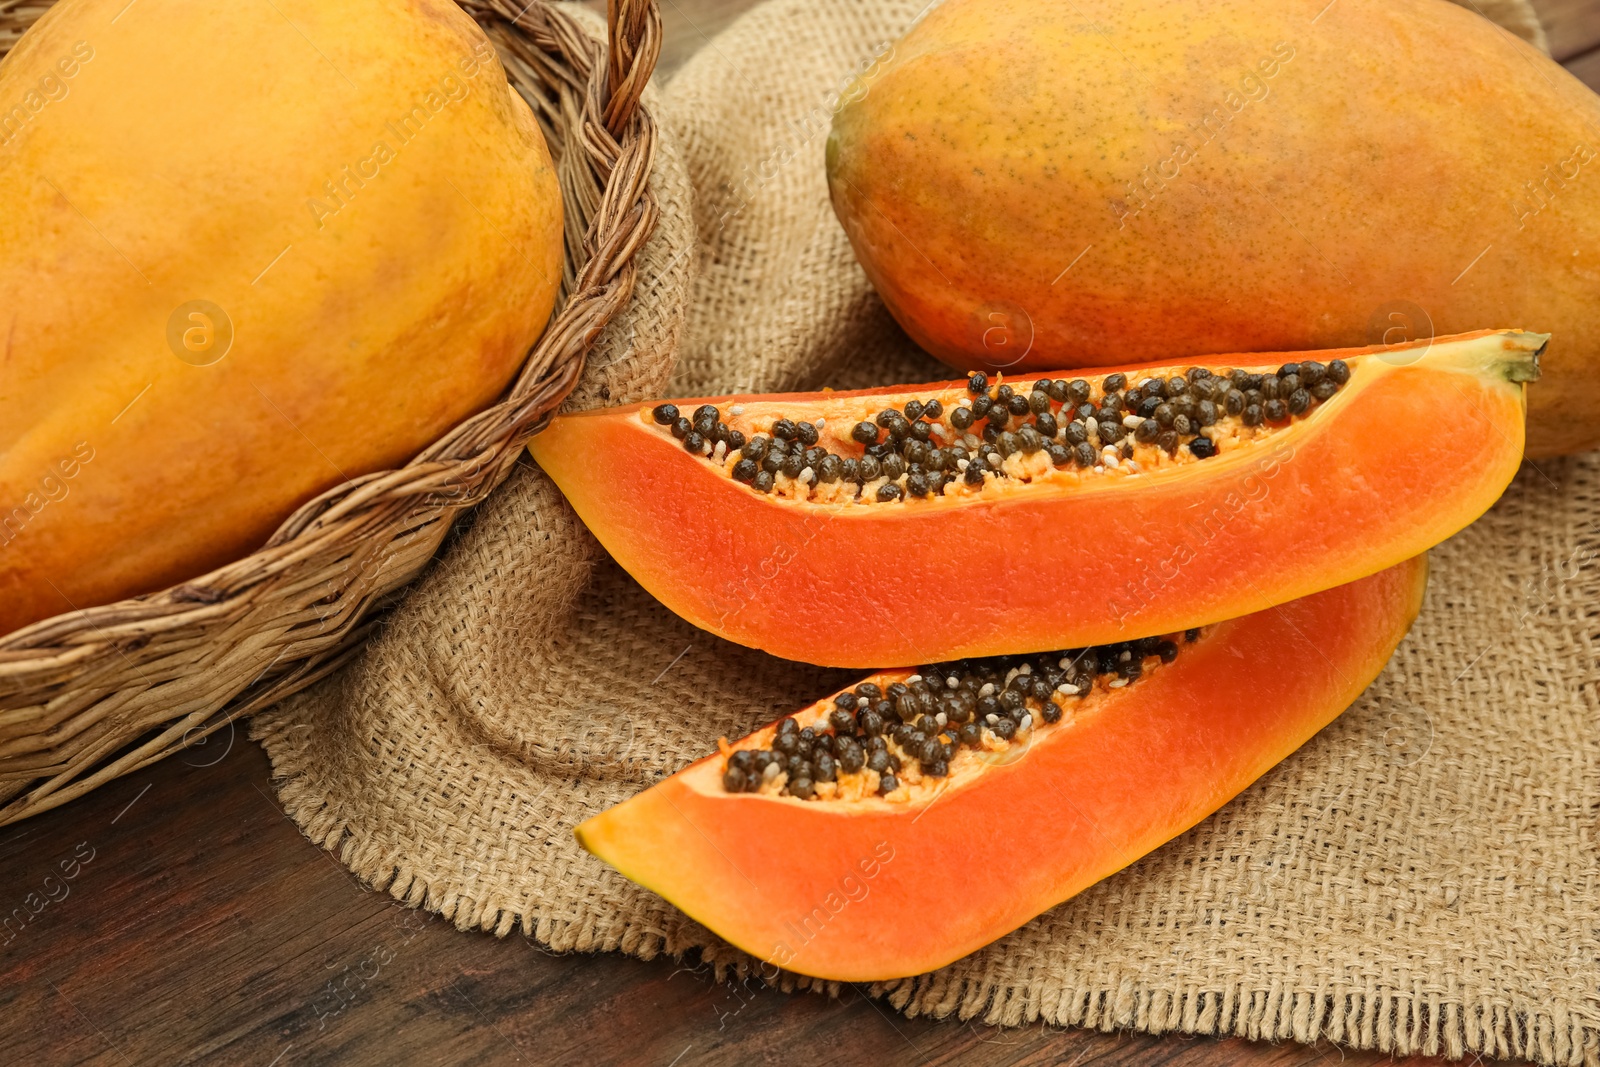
(252, 2, 1600, 1063)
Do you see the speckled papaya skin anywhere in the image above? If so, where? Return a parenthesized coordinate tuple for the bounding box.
(826, 0, 1600, 457)
(0, 0, 563, 636)
(576, 556, 1428, 982)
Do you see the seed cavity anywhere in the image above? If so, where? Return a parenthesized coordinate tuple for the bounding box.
(720, 632, 1198, 802)
(647, 360, 1348, 505)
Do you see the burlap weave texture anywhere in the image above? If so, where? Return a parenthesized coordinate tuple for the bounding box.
(254, 2, 1599, 1063)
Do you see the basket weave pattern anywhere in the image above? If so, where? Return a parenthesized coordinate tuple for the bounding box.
(0, 0, 662, 825)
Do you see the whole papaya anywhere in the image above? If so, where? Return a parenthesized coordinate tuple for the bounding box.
(0, 0, 563, 635)
(827, 0, 1600, 456)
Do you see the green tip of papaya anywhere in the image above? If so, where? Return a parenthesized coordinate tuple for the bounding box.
(1507, 335, 1548, 383)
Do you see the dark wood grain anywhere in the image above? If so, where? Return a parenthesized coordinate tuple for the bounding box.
(6, 0, 1595, 1063)
(1561, 41, 1600, 86)
(1533, 0, 1600, 63)
(0, 740, 1478, 1067)
(642, 0, 756, 81)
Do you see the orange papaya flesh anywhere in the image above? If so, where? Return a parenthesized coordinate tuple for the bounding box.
(575, 556, 1428, 982)
(530, 330, 1533, 668)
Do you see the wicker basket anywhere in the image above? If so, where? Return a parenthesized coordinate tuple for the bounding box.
(0, 0, 663, 825)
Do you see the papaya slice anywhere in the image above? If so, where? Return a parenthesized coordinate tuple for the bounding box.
(531, 330, 1534, 667)
(576, 556, 1428, 982)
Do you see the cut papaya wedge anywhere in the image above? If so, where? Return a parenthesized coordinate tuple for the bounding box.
(532, 330, 1533, 667)
(575, 556, 1427, 982)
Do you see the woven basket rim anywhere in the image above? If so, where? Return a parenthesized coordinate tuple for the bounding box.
(0, 0, 665, 824)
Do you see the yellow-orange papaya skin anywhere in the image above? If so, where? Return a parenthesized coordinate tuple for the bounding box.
(826, 0, 1600, 457)
(530, 330, 1531, 668)
(577, 556, 1428, 982)
(0, 0, 563, 636)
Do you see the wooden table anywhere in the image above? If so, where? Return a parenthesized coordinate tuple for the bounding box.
(5, 2, 1596, 1063)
